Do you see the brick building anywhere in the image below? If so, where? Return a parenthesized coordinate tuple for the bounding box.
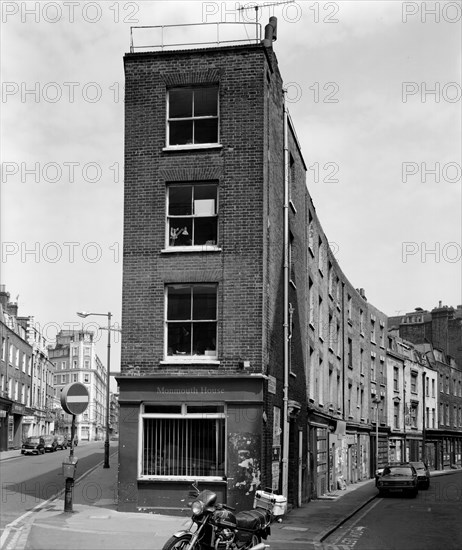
(389, 305, 462, 467)
(117, 19, 398, 512)
(0, 286, 55, 450)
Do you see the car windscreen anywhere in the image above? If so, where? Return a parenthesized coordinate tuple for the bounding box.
(26, 437, 40, 443)
(410, 462, 424, 469)
(384, 467, 413, 476)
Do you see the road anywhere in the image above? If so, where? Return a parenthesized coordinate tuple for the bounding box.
(323, 471, 462, 550)
(0, 441, 116, 539)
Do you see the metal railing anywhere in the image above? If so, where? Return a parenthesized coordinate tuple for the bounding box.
(130, 22, 262, 53)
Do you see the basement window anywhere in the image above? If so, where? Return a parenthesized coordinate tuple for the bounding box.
(167, 86, 219, 147)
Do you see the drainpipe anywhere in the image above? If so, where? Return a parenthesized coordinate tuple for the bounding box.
(281, 87, 290, 500)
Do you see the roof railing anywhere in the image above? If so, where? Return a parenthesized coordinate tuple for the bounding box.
(129, 22, 262, 53)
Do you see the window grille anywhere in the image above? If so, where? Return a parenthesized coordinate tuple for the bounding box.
(141, 412, 225, 479)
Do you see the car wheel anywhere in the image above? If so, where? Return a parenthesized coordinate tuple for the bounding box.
(409, 488, 418, 498)
(378, 489, 386, 497)
(21, 450, 25, 454)
(41, 448, 45, 454)
(424, 481, 430, 490)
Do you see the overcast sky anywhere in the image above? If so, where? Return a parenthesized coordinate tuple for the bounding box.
(1, 1, 461, 378)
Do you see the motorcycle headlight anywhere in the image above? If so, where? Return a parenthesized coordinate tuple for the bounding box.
(191, 500, 204, 516)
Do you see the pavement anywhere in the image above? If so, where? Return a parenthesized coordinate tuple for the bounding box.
(1, 445, 460, 550)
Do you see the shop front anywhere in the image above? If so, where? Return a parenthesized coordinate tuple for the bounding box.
(9, 402, 25, 449)
(0, 398, 11, 451)
(116, 375, 265, 513)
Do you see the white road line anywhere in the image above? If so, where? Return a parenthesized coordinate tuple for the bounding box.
(329, 498, 383, 546)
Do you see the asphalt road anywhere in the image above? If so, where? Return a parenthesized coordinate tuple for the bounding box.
(324, 471, 462, 550)
(0, 441, 115, 537)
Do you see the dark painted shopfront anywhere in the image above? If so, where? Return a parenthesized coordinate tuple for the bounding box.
(116, 375, 265, 513)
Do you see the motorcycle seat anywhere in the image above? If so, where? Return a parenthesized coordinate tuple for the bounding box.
(235, 509, 269, 531)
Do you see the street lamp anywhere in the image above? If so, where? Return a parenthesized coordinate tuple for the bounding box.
(77, 310, 112, 469)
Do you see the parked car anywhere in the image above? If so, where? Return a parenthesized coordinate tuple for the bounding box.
(409, 460, 430, 489)
(21, 436, 45, 455)
(376, 463, 418, 498)
(54, 435, 68, 450)
(42, 434, 58, 452)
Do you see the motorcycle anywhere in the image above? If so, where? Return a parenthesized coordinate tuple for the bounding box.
(162, 482, 271, 550)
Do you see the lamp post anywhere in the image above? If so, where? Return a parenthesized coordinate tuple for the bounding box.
(373, 397, 381, 471)
(77, 311, 112, 469)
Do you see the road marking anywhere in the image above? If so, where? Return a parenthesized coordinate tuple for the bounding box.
(0, 448, 116, 550)
(329, 498, 382, 546)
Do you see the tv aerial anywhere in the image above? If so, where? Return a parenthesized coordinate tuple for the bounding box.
(237, 1, 295, 39)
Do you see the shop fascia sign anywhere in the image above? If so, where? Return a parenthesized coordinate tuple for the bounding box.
(11, 403, 25, 415)
(156, 386, 225, 395)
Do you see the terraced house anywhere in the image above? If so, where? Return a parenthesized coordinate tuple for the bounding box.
(117, 19, 461, 513)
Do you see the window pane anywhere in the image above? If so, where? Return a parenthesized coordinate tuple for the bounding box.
(170, 120, 193, 145)
(169, 218, 193, 246)
(167, 323, 191, 355)
(167, 286, 191, 320)
(194, 119, 218, 144)
(192, 322, 216, 355)
(194, 87, 218, 116)
(194, 217, 217, 245)
(194, 183, 217, 203)
(193, 285, 216, 320)
(169, 186, 192, 215)
(169, 89, 192, 118)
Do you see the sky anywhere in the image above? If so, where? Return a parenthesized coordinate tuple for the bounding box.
(1, 0, 461, 381)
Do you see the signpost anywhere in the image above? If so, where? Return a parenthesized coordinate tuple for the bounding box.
(60, 383, 89, 512)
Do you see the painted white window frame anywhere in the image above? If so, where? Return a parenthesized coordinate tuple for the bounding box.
(166, 86, 220, 149)
(138, 403, 226, 482)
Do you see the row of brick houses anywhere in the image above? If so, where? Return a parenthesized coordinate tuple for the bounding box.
(0, 286, 55, 450)
(0, 285, 113, 449)
(117, 20, 461, 513)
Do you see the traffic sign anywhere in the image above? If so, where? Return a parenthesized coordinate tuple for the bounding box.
(61, 383, 89, 415)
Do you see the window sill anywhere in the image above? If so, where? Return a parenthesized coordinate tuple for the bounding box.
(163, 144, 223, 152)
(138, 475, 225, 482)
(161, 359, 220, 365)
(161, 246, 221, 253)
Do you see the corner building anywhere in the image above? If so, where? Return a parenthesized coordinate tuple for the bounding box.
(118, 22, 388, 512)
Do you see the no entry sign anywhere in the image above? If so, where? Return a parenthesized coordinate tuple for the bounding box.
(61, 383, 89, 415)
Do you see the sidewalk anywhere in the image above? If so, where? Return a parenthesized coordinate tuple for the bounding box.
(1, 448, 460, 550)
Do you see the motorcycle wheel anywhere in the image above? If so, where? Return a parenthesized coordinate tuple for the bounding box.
(162, 534, 194, 550)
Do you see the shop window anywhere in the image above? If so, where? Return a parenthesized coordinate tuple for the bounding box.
(166, 284, 217, 358)
(166, 183, 218, 248)
(167, 86, 219, 146)
(140, 404, 225, 479)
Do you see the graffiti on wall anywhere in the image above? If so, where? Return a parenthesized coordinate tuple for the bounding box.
(228, 433, 261, 496)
